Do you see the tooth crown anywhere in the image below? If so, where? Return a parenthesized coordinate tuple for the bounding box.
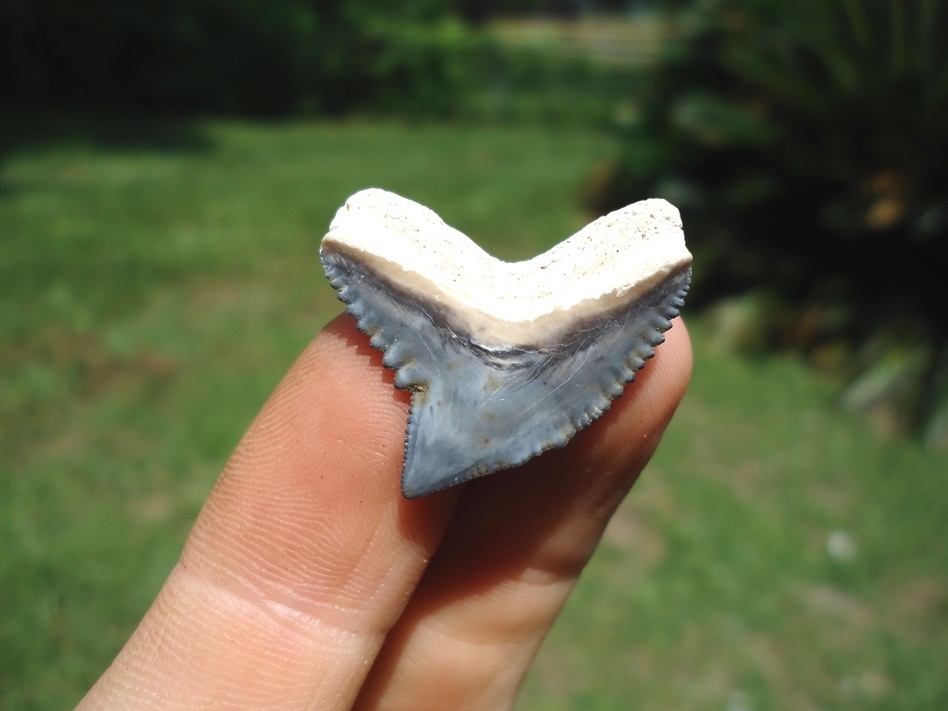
(321, 189, 691, 498)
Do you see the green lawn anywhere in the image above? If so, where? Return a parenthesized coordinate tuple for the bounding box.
(1, 115, 945, 710)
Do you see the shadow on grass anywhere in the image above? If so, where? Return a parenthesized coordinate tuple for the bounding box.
(0, 110, 213, 193)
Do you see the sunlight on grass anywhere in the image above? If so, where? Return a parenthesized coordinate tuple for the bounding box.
(1, 116, 944, 710)
(490, 15, 665, 66)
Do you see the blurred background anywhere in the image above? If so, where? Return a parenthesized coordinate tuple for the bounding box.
(1, 0, 946, 708)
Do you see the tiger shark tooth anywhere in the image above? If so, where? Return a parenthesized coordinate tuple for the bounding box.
(320, 188, 691, 498)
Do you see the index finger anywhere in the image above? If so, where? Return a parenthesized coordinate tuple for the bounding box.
(78, 315, 457, 710)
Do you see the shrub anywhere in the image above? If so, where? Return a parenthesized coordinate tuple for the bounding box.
(0, 0, 491, 117)
(586, 0, 948, 442)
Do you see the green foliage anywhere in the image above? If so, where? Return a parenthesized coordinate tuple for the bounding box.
(0, 0, 635, 125)
(351, 18, 500, 118)
(587, 0, 948, 437)
(0, 0, 494, 117)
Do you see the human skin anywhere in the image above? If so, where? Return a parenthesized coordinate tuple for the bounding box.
(76, 314, 692, 711)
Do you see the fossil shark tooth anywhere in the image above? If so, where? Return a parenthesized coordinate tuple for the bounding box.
(320, 188, 692, 498)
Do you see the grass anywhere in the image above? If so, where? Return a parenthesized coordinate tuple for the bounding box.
(1, 114, 945, 710)
(524, 322, 947, 710)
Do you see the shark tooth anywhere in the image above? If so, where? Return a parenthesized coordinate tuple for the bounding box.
(321, 188, 692, 498)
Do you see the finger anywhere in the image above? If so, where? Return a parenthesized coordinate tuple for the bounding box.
(78, 316, 460, 711)
(353, 319, 693, 710)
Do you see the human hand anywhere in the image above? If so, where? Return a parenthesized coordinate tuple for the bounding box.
(77, 313, 692, 710)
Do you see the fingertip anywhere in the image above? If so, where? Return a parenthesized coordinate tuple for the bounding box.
(637, 315, 693, 429)
(571, 315, 692, 460)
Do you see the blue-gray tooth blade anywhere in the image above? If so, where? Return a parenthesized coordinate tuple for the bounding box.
(321, 250, 690, 499)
